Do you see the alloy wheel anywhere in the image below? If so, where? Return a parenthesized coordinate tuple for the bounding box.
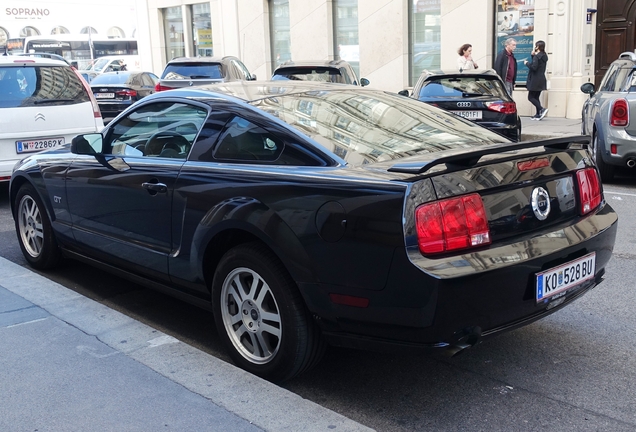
(220, 267, 282, 364)
(17, 195, 44, 258)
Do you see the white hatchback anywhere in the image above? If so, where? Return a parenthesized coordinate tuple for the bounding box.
(0, 56, 104, 181)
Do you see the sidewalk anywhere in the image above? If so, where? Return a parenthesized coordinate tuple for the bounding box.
(520, 114, 583, 140)
(0, 256, 372, 432)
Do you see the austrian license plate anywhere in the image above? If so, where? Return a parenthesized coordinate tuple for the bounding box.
(536, 252, 596, 302)
(95, 93, 114, 99)
(451, 110, 482, 120)
(16, 138, 65, 154)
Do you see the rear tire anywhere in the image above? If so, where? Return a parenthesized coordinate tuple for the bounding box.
(592, 131, 615, 183)
(14, 183, 61, 270)
(212, 242, 325, 382)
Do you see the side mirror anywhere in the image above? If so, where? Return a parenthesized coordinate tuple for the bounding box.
(580, 82, 595, 96)
(397, 90, 410, 97)
(71, 133, 103, 155)
(360, 78, 370, 87)
(249, 74, 257, 81)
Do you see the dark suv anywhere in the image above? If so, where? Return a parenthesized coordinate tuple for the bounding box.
(272, 60, 369, 86)
(581, 51, 636, 182)
(401, 69, 521, 141)
(155, 56, 256, 92)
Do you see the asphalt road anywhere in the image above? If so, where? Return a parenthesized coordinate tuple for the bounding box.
(2, 173, 636, 431)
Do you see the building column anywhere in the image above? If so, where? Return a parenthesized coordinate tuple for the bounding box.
(289, 0, 333, 62)
(358, 0, 408, 91)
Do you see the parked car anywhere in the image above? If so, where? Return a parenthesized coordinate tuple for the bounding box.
(401, 69, 521, 141)
(86, 55, 142, 73)
(90, 71, 159, 119)
(581, 51, 636, 182)
(10, 81, 617, 382)
(272, 60, 369, 86)
(0, 55, 103, 182)
(155, 56, 256, 92)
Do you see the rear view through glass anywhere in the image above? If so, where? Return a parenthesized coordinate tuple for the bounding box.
(273, 67, 349, 84)
(418, 77, 509, 99)
(161, 63, 223, 80)
(0, 66, 89, 108)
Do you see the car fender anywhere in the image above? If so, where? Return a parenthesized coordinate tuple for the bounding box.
(186, 196, 316, 286)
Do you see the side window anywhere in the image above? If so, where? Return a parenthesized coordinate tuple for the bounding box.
(599, 64, 619, 92)
(232, 60, 251, 80)
(105, 102, 208, 159)
(141, 73, 155, 87)
(214, 116, 283, 162)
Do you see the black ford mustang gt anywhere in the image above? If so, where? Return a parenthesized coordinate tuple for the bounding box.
(10, 81, 617, 382)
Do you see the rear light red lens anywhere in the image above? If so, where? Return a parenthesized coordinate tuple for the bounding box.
(577, 168, 602, 215)
(610, 99, 629, 126)
(517, 158, 550, 171)
(329, 294, 369, 308)
(115, 89, 137, 97)
(485, 101, 517, 114)
(610, 144, 618, 154)
(155, 83, 173, 92)
(416, 193, 491, 255)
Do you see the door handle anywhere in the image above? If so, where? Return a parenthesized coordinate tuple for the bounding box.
(142, 182, 167, 194)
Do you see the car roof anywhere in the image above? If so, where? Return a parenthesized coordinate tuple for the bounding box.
(142, 80, 364, 104)
(275, 60, 351, 69)
(166, 56, 238, 65)
(0, 55, 70, 67)
(418, 68, 500, 78)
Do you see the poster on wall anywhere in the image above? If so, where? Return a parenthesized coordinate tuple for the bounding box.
(496, 0, 535, 85)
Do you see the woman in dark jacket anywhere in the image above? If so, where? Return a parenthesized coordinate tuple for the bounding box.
(525, 40, 549, 120)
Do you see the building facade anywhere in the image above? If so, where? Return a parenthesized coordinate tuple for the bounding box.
(3, 1, 623, 120)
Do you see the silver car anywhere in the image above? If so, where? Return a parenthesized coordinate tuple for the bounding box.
(581, 51, 636, 182)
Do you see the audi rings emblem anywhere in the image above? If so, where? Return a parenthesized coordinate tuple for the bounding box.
(456, 102, 472, 107)
(531, 187, 551, 220)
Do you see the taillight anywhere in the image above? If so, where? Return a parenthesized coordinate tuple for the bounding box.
(610, 98, 629, 127)
(155, 82, 173, 92)
(115, 89, 137, 97)
(74, 69, 102, 119)
(485, 101, 517, 114)
(415, 193, 491, 255)
(577, 168, 602, 215)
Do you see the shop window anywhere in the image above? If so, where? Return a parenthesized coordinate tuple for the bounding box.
(333, 0, 359, 78)
(163, 6, 185, 60)
(80, 26, 98, 35)
(409, 2, 440, 86)
(51, 26, 69, 35)
(108, 27, 125, 38)
(269, 0, 291, 66)
(191, 3, 212, 56)
(20, 26, 40, 37)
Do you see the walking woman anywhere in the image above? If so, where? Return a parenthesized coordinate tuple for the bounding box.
(525, 40, 549, 120)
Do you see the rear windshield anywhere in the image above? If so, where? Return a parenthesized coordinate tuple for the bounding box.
(418, 76, 509, 100)
(161, 63, 223, 80)
(250, 89, 508, 165)
(90, 73, 132, 85)
(0, 66, 89, 108)
(272, 67, 349, 84)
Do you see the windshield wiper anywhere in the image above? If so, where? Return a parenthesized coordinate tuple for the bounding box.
(33, 98, 75, 104)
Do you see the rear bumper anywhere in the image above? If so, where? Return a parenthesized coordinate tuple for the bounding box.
(302, 203, 618, 352)
(96, 101, 134, 117)
(600, 126, 636, 166)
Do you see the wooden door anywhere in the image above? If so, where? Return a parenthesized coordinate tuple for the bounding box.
(595, 0, 636, 86)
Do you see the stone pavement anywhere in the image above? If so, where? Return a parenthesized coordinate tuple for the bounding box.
(520, 114, 583, 140)
(0, 256, 372, 432)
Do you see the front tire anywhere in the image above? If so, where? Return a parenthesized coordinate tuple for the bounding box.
(212, 242, 325, 382)
(14, 183, 61, 269)
(592, 131, 615, 183)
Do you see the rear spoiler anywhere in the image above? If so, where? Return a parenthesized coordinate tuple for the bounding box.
(388, 135, 590, 175)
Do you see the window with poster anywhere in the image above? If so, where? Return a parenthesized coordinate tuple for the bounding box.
(495, 1, 535, 85)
